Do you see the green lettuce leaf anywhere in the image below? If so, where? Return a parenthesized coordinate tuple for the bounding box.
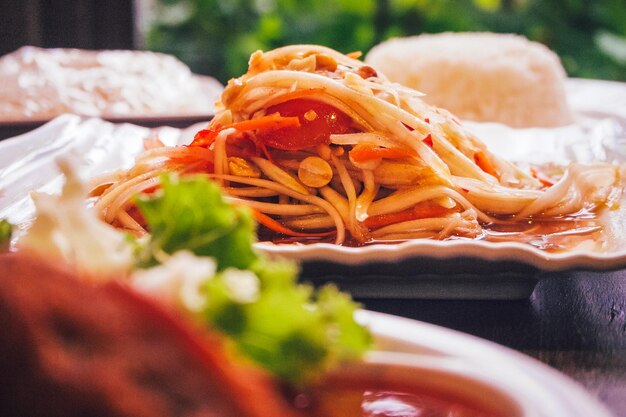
(135, 174, 258, 270)
(134, 173, 371, 384)
(201, 258, 371, 384)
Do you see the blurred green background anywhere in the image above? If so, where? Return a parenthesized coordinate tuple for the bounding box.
(144, 0, 626, 83)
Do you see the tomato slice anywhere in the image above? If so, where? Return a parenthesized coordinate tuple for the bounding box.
(255, 99, 352, 150)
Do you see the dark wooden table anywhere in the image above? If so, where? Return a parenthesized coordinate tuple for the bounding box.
(359, 269, 626, 416)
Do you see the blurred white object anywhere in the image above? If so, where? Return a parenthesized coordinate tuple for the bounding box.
(0, 46, 223, 121)
(366, 32, 574, 128)
(356, 311, 614, 417)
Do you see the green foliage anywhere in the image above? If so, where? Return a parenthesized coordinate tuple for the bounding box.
(146, 0, 626, 83)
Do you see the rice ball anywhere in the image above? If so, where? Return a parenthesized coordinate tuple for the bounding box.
(366, 32, 573, 128)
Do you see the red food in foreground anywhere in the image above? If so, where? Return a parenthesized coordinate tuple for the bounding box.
(0, 253, 301, 417)
(0, 253, 520, 417)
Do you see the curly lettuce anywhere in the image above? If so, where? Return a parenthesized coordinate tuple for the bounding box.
(134, 174, 257, 270)
(132, 174, 371, 384)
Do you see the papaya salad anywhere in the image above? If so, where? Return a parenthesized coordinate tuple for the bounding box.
(91, 45, 624, 250)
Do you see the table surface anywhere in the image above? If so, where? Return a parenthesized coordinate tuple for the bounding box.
(358, 268, 626, 417)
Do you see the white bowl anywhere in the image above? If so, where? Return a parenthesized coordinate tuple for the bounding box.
(351, 311, 613, 417)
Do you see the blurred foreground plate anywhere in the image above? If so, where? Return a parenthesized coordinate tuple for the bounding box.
(1, 79, 625, 300)
(361, 310, 613, 417)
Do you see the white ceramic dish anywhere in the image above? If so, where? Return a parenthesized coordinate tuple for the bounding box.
(361, 310, 613, 417)
(0, 79, 625, 299)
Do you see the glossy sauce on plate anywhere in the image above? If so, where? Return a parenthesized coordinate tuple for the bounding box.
(306, 388, 500, 417)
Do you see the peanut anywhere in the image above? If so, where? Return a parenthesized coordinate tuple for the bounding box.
(298, 156, 333, 188)
(228, 157, 261, 178)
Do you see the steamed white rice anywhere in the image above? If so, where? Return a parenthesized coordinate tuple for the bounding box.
(366, 32, 573, 128)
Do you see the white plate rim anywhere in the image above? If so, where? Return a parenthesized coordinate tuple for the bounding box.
(256, 237, 626, 271)
(362, 309, 614, 417)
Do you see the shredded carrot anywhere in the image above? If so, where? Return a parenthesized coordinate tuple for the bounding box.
(349, 143, 414, 162)
(264, 88, 326, 108)
(346, 51, 362, 59)
(190, 127, 220, 147)
(190, 115, 299, 148)
(530, 166, 555, 188)
(474, 151, 499, 178)
(364, 203, 450, 229)
(230, 114, 300, 132)
(363, 209, 415, 228)
(251, 209, 335, 237)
